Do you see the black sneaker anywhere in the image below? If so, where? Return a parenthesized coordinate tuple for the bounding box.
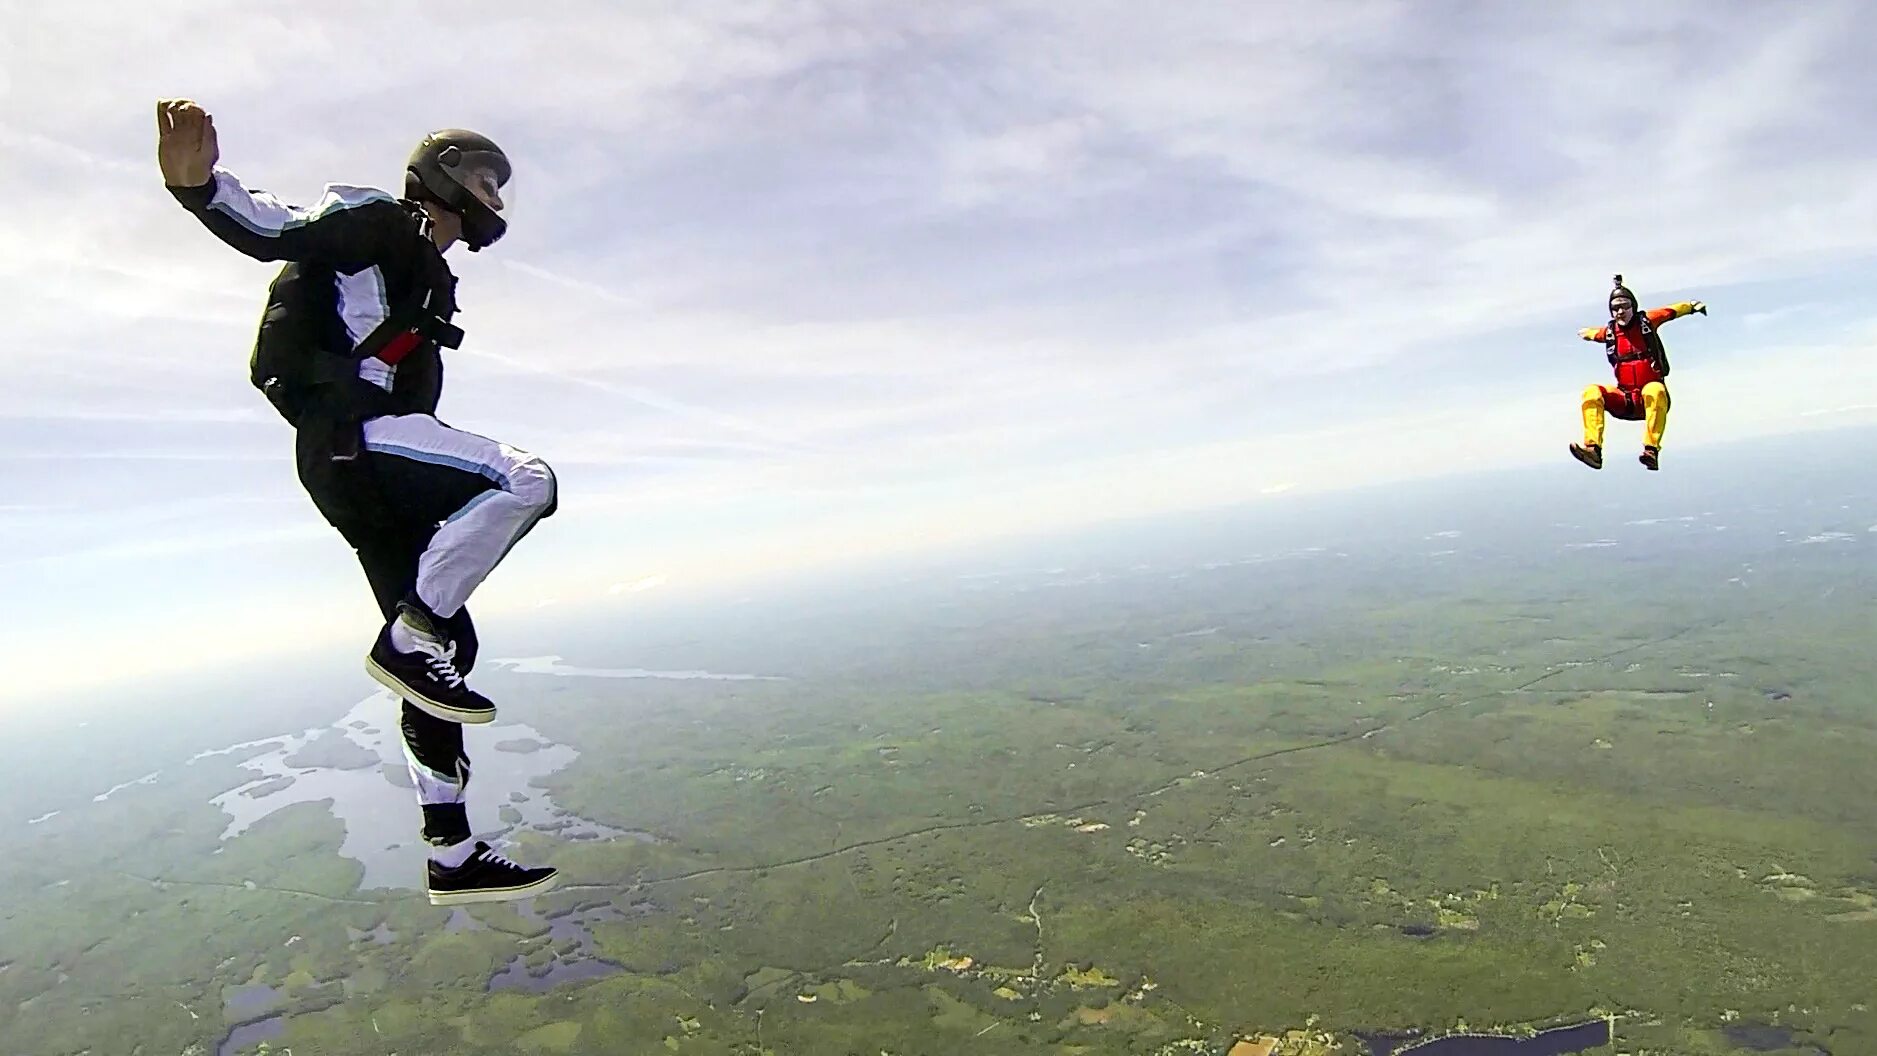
(1639, 445, 1660, 471)
(427, 842, 559, 905)
(365, 617, 496, 724)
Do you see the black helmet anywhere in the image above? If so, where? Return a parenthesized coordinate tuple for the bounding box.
(1609, 273, 1637, 314)
(406, 129, 511, 251)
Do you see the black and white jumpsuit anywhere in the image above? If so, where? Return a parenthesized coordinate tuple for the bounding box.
(169, 167, 557, 848)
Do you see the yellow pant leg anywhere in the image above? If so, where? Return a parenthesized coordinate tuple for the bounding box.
(1580, 384, 1606, 448)
(1640, 381, 1669, 448)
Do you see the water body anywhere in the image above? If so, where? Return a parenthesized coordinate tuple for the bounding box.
(1362, 1018, 1611, 1056)
(204, 692, 651, 891)
(487, 655, 786, 681)
(445, 908, 488, 933)
(221, 983, 278, 1018)
(22, 658, 780, 837)
(345, 922, 397, 946)
(1724, 1023, 1829, 1054)
(217, 1015, 283, 1056)
(485, 900, 632, 993)
(93, 771, 162, 802)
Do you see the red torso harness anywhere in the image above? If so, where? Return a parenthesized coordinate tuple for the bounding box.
(1606, 316, 1668, 391)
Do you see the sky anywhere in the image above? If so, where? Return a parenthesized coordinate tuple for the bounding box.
(4, 0, 1877, 703)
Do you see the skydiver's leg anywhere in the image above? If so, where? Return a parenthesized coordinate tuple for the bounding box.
(1571, 384, 1609, 468)
(1640, 381, 1669, 448)
(351, 419, 559, 903)
(360, 413, 558, 622)
(1584, 385, 1610, 444)
(357, 413, 554, 723)
(1638, 382, 1669, 470)
(355, 533, 472, 854)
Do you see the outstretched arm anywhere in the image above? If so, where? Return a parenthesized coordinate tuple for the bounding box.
(1646, 301, 1708, 326)
(157, 99, 395, 268)
(1578, 299, 1708, 341)
(168, 170, 400, 267)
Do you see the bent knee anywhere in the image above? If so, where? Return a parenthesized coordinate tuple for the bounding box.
(1640, 381, 1668, 403)
(509, 454, 558, 517)
(1581, 384, 1606, 404)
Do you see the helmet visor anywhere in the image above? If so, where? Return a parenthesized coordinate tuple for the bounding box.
(439, 147, 512, 216)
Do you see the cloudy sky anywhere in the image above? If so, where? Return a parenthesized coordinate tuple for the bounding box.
(4, 0, 1877, 702)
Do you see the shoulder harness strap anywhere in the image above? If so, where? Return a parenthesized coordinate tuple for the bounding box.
(349, 208, 465, 362)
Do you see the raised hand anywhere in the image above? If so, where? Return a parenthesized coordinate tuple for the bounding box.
(156, 98, 219, 188)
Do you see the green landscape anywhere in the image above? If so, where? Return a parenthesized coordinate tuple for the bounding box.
(5, 431, 1874, 1055)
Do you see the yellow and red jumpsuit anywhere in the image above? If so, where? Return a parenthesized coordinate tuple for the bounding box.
(1577, 302, 1701, 451)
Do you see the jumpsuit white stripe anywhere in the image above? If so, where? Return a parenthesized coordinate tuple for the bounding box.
(360, 413, 557, 620)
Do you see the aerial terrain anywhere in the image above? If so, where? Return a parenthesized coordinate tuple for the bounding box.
(4, 427, 1874, 1056)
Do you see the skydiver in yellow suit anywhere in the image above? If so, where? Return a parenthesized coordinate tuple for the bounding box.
(1570, 275, 1707, 471)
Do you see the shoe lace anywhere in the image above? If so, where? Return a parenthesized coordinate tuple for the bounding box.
(478, 844, 525, 870)
(421, 642, 466, 689)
